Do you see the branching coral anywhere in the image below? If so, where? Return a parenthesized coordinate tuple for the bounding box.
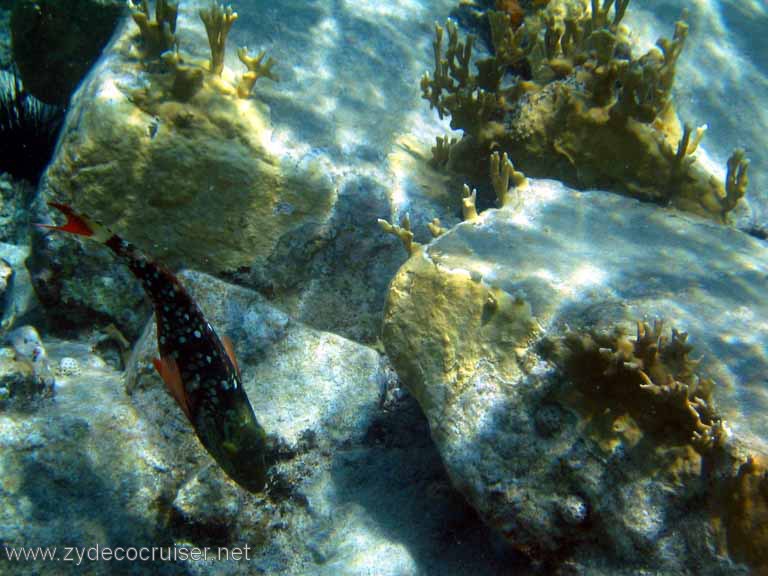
(420, 20, 502, 134)
(377, 214, 420, 255)
(611, 20, 688, 124)
(128, 0, 179, 58)
(199, 2, 238, 76)
(461, 184, 479, 221)
(556, 319, 726, 451)
(161, 47, 205, 101)
(420, 3, 749, 221)
(130, 0, 279, 102)
(430, 135, 458, 167)
(236, 48, 279, 98)
(427, 218, 447, 238)
(590, 0, 630, 31)
(490, 151, 527, 207)
(722, 149, 750, 219)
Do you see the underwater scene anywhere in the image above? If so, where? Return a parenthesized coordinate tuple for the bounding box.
(0, 0, 766, 574)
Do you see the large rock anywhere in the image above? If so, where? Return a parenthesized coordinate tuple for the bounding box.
(382, 179, 768, 573)
(43, 15, 334, 275)
(0, 271, 516, 575)
(36, 0, 462, 343)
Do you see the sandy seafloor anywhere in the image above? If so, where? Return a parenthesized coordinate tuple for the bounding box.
(0, 0, 767, 575)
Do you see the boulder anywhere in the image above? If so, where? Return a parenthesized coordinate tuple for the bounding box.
(382, 179, 768, 573)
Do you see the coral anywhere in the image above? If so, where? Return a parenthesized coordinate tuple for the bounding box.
(453, 152, 527, 223)
(420, 3, 749, 221)
(460, 184, 479, 220)
(490, 151, 526, 207)
(610, 20, 688, 123)
(427, 218, 447, 238)
(420, 20, 503, 136)
(590, 0, 630, 30)
(548, 318, 768, 572)
(377, 213, 420, 255)
(161, 47, 205, 101)
(555, 320, 726, 450)
(722, 149, 750, 219)
(484, 10, 532, 86)
(719, 456, 768, 572)
(236, 47, 279, 98)
(429, 135, 457, 167)
(128, 0, 179, 58)
(199, 2, 238, 76)
(494, 0, 525, 29)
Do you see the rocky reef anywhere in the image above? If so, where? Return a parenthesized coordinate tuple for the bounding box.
(421, 0, 750, 222)
(43, 0, 314, 276)
(380, 155, 768, 573)
(0, 0, 766, 574)
(1, 272, 516, 575)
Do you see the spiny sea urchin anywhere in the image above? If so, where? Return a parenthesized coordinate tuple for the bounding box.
(0, 69, 65, 185)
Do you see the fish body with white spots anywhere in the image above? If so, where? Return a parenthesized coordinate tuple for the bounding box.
(40, 203, 268, 492)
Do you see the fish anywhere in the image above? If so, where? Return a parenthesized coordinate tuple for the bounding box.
(39, 202, 268, 492)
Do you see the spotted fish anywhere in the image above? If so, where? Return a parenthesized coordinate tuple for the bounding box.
(40, 203, 268, 492)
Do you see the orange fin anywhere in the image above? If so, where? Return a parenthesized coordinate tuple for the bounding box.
(221, 335, 241, 378)
(153, 356, 192, 422)
(36, 203, 95, 237)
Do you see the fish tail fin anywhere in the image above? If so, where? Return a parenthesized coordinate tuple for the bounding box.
(37, 203, 112, 243)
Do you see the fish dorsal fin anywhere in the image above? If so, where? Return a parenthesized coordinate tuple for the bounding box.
(221, 335, 241, 378)
(153, 356, 192, 422)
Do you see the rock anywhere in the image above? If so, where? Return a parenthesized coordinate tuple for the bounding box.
(4, 325, 55, 401)
(0, 258, 10, 296)
(127, 270, 387, 452)
(0, 175, 35, 244)
(0, 272, 512, 575)
(0, 347, 35, 406)
(40, 2, 335, 276)
(0, 243, 40, 332)
(382, 179, 768, 573)
(35, 0, 461, 343)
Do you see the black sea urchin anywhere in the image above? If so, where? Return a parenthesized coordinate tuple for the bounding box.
(0, 69, 65, 185)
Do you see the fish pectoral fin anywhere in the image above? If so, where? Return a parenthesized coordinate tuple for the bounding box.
(221, 335, 241, 378)
(152, 356, 193, 423)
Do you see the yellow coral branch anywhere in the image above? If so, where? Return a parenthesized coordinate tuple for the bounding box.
(236, 47, 279, 98)
(199, 2, 238, 76)
(378, 214, 420, 255)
